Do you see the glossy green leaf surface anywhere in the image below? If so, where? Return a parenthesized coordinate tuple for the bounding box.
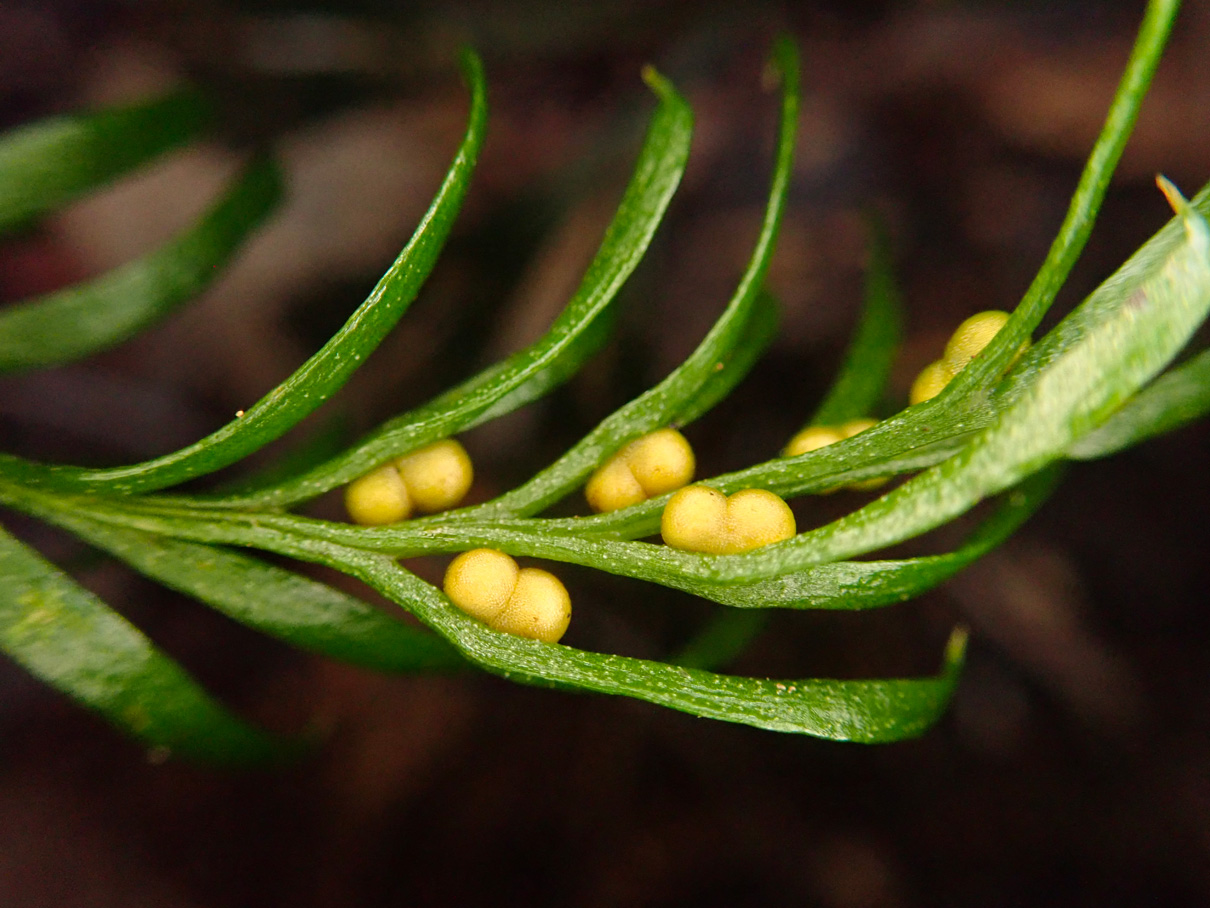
(450, 38, 799, 520)
(0, 90, 210, 233)
(0, 50, 487, 495)
(65, 190, 1203, 595)
(338, 547, 969, 742)
(213, 64, 695, 510)
(0, 155, 282, 374)
(42, 512, 464, 673)
(0, 524, 285, 764)
(1068, 346, 1210, 457)
(3, 490, 965, 741)
(0, 7, 1202, 757)
(662, 467, 1060, 610)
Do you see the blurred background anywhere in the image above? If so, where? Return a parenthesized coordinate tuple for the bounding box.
(2, 1, 1210, 905)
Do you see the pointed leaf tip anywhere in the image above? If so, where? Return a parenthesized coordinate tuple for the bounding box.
(1156, 174, 1188, 214)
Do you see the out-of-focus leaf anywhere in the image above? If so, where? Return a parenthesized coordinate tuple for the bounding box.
(808, 212, 902, 426)
(42, 512, 464, 673)
(0, 156, 282, 374)
(0, 50, 487, 495)
(1068, 347, 1210, 457)
(0, 90, 210, 233)
(0, 524, 287, 764)
(214, 63, 696, 510)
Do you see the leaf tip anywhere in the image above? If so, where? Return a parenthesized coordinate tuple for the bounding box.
(765, 34, 801, 90)
(1156, 174, 1188, 214)
(943, 624, 969, 676)
(640, 64, 669, 96)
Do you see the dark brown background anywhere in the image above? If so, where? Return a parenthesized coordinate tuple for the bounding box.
(2, 2, 1209, 905)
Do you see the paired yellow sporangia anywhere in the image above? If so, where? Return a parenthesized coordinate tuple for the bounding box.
(908, 310, 1029, 405)
(585, 428, 695, 512)
(345, 439, 473, 525)
(661, 486, 795, 554)
(443, 548, 571, 643)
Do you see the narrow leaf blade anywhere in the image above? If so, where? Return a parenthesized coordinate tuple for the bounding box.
(351, 552, 965, 742)
(42, 512, 465, 673)
(454, 40, 799, 519)
(809, 212, 902, 426)
(0, 155, 282, 374)
(0, 50, 488, 495)
(212, 61, 696, 509)
(0, 90, 210, 233)
(1068, 346, 1210, 457)
(0, 524, 286, 764)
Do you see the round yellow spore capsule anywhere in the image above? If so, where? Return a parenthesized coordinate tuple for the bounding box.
(344, 464, 412, 526)
(493, 568, 572, 642)
(443, 548, 519, 624)
(394, 439, 474, 514)
(838, 418, 877, 439)
(660, 485, 729, 553)
(585, 428, 695, 513)
(720, 489, 796, 554)
(661, 485, 795, 554)
(909, 360, 955, 405)
(626, 428, 695, 495)
(783, 425, 844, 457)
(584, 458, 646, 513)
(942, 310, 1011, 372)
(442, 549, 571, 644)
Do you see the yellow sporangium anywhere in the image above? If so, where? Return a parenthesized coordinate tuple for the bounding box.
(442, 548, 571, 643)
(943, 310, 1011, 372)
(661, 486, 795, 554)
(585, 427, 695, 512)
(909, 309, 1030, 405)
(782, 425, 844, 458)
(908, 360, 955, 405)
(782, 418, 886, 490)
(345, 438, 473, 525)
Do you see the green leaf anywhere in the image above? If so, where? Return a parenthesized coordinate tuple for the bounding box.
(670, 289, 780, 426)
(71, 190, 1203, 592)
(0, 487, 965, 741)
(0, 524, 287, 764)
(657, 0, 1181, 517)
(0, 90, 210, 234)
(447, 38, 799, 520)
(343, 550, 968, 742)
(808, 212, 902, 426)
(212, 62, 696, 510)
(1068, 346, 1210, 458)
(672, 608, 769, 671)
(0, 49, 488, 495)
(944, 0, 1179, 399)
(677, 183, 1210, 582)
(0, 155, 282, 374)
(38, 511, 465, 674)
(662, 466, 1061, 610)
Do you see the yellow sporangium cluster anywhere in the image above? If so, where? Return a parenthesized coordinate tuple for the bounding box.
(661, 486, 796, 554)
(909, 310, 1028, 405)
(584, 428, 695, 512)
(344, 439, 473, 526)
(442, 548, 572, 643)
(782, 418, 886, 490)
